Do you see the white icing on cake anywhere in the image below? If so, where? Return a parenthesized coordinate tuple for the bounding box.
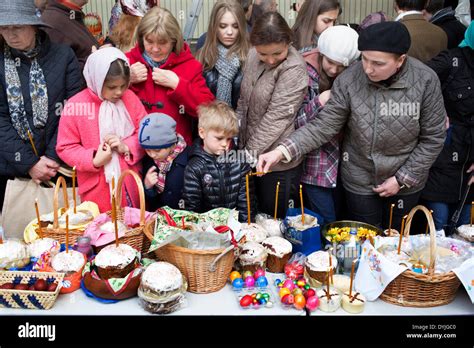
(457, 225, 474, 239)
(241, 223, 268, 243)
(258, 219, 283, 237)
(141, 262, 183, 292)
(95, 243, 136, 269)
(51, 250, 85, 272)
(306, 251, 338, 271)
(28, 238, 60, 258)
(0, 239, 29, 264)
(58, 210, 93, 225)
(99, 221, 128, 234)
(342, 292, 366, 314)
(262, 236, 292, 257)
(239, 241, 267, 265)
(317, 287, 341, 312)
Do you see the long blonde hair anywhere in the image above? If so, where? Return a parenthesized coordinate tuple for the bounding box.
(110, 14, 141, 52)
(197, 0, 250, 71)
(136, 7, 184, 55)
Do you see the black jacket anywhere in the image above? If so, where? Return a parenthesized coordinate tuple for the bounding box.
(203, 67, 243, 110)
(182, 140, 256, 222)
(422, 47, 474, 203)
(431, 8, 467, 49)
(142, 148, 189, 211)
(0, 30, 83, 177)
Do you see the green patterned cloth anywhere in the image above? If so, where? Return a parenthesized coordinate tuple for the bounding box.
(149, 207, 239, 252)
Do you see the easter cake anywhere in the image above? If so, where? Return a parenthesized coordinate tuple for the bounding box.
(305, 251, 338, 284)
(94, 243, 138, 280)
(342, 291, 366, 314)
(317, 287, 341, 312)
(239, 241, 268, 273)
(28, 238, 60, 259)
(241, 223, 268, 243)
(0, 239, 30, 269)
(261, 236, 292, 273)
(51, 249, 86, 274)
(138, 262, 187, 314)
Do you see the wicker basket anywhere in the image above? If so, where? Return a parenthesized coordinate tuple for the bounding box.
(379, 205, 461, 307)
(143, 218, 236, 294)
(0, 271, 64, 310)
(95, 170, 151, 254)
(40, 176, 84, 246)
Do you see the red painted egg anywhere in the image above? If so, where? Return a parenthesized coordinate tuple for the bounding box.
(240, 295, 253, 307)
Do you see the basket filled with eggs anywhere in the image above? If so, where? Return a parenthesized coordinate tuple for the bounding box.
(0, 271, 64, 310)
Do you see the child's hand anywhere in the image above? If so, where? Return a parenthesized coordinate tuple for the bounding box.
(144, 166, 158, 189)
(93, 142, 113, 168)
(104, 134, 130, 155)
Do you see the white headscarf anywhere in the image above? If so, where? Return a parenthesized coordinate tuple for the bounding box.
(83, 47, 135, 193)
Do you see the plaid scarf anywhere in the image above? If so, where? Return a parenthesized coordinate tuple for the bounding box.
(4, 36, 48, 142)
(154, 134, 186, 193)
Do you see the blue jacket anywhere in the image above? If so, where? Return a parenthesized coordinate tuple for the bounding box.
(0, 30, 83, 176)
(142, 148, 189, 211)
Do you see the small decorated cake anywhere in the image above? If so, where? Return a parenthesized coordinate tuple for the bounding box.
(51, 249, 86, 274)
(94, 244, 138, 279)
(342, 292, 366, 314)
(456, 225, 474, 242)
(305, 251, 338, 284)
(317, 287, 341, 312)
(138, 262, 187, 314)
(241, 223, 268, 243)
(98, 221, 128, 235)
(28, 238, 60, 259)
(0, 239, 30, 269)
(58, 210, 94, 226)
(239, 241, 268, 272)
(261, 237, 292, 273)
(332, 274, 351, 293)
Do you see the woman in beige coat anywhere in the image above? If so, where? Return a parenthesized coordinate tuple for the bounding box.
(237, 11, 308, 218)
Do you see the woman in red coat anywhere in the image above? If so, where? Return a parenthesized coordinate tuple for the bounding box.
(126, 7, 214, 145)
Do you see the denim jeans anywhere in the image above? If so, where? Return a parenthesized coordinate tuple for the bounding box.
(423, 201, 471, 231)
(345, 190, 421, 232)
(303, 184, 336, 223)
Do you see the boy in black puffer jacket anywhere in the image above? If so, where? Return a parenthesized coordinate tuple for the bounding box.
(183, 101, 256, 222)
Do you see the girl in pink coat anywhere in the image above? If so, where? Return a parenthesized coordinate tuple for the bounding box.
(56, 47, 147, 212)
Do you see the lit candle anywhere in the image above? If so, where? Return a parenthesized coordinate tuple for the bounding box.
(246, 173, 251, 225)
(72, 166, 77, 214)
(398, 215, 407, 255)
(299, 185, 305, 225)
(388, 203, 395, 236)
(65, 214, 69, 253)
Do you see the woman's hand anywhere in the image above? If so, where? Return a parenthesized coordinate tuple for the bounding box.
(93, 142, 113, 168)
(144, 166, 159, 189)
(373, 176, 401, 197)
(130, 62, 148, 84)
(28, 157, 59, 184)
(318, 90, 331, 107)
(257, 149, 284, 174)
(104, 134, 130, 155)
(152, 68, 179, 90)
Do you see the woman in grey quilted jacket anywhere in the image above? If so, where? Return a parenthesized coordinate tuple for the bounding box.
(236, 11, 308, 219)
(257, 22, 447, 232)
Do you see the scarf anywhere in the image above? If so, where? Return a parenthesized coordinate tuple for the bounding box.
(154, 134, 186, 193)
(83, 47, 135, 193)
(215, 44, 240, 106)
(142, 50, 168, 69)
(4, 35, 48, 142)
(459, 21, 474, 49)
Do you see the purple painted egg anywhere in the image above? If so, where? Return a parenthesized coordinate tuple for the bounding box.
(244, 276, 255, 287)
(283, 279, 296, 291)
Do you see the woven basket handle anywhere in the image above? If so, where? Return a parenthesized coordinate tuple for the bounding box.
(53, 176, 69, 229)
(403, 205, 437, 275)
(115, 169, 146, 227)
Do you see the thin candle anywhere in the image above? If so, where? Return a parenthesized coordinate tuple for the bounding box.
(72, 166, 77, 214)
(246, 173, 251, 225)
(349, 259, 357, 298)
(34, 198, 43, 238)
(111, 193, 119, 247)
(398, 215, 407, 255)
(249, 171, 272, 176)
(299, 185, 305, 225)
(274, 181, 280, 220)
(388, 203, 395, 236)
(65, 214, 69, 253)
(326, 267, 331, 300)
(328, 250, 333, 284)
(27, 130, 39, 157)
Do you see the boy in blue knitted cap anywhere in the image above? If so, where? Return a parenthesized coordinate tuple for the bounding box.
(139, 113, 189, 211)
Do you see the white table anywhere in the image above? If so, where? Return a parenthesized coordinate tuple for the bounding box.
(2, 273, 473, 316)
